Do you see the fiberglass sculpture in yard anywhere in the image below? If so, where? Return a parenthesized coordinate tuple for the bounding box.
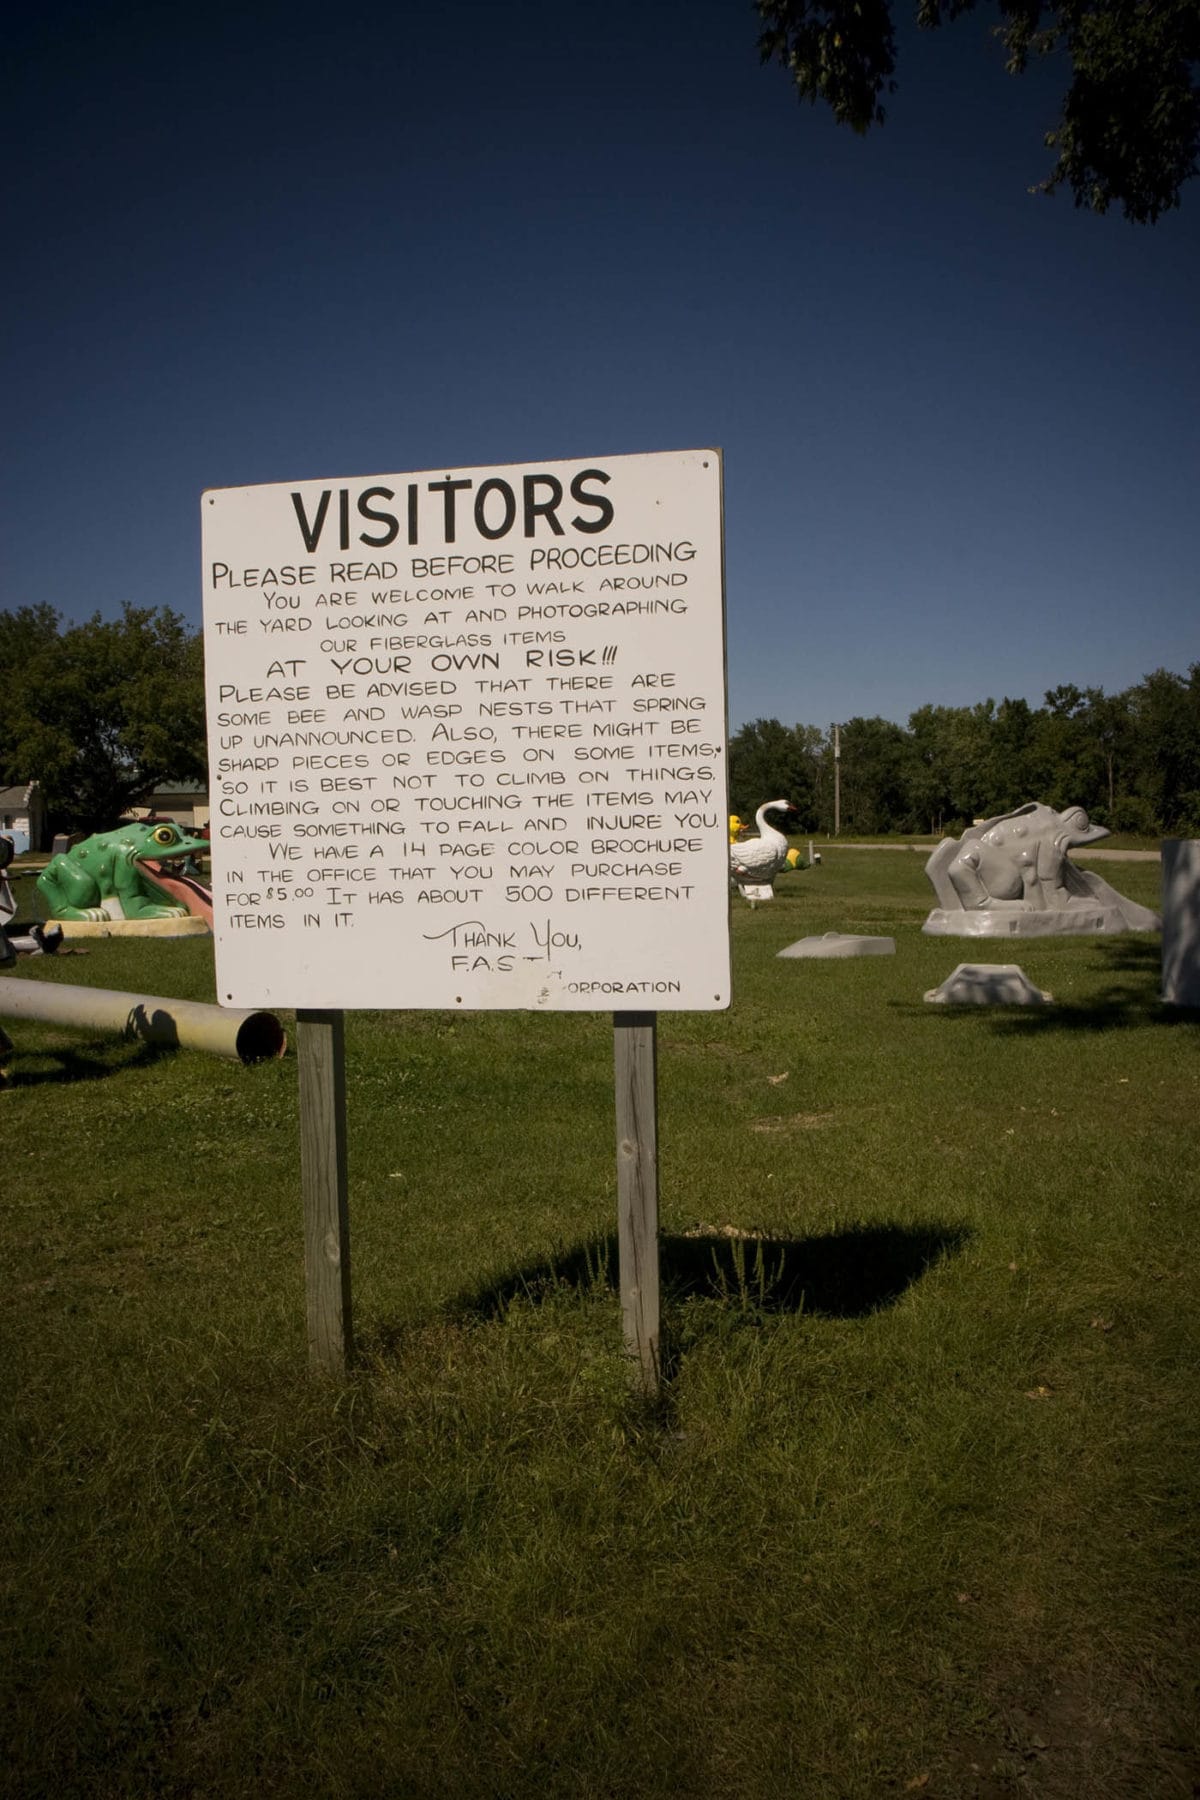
(35, 822, 212, 932)
(729, 800, 793, 906)
(922, 803, 1159, 938)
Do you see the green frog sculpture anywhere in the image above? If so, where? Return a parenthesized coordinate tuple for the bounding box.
(37, 821, 211, 923)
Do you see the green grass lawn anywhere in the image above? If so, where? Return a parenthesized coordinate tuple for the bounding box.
(2, 853, 1196, 1798)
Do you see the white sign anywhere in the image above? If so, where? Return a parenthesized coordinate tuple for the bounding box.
(202, 449, 729, 1011)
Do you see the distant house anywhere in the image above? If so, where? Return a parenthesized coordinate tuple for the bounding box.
(0, 781, 44, 854)
(125, 781, 210, 830)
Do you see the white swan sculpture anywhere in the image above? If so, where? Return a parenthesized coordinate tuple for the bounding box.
(730, 799, 792, 905)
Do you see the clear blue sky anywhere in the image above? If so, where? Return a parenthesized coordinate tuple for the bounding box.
(5, 0, 1197, 733)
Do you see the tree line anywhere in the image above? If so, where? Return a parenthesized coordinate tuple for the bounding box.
(731, 672, 1200, 838)
(0, 605, 206, 832)
(2, 605, 1197, 840)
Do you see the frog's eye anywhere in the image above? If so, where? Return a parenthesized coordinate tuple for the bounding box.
(152, 826, 176, 847)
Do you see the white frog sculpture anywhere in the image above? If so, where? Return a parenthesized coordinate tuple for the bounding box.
(923, 803, 1159, 937)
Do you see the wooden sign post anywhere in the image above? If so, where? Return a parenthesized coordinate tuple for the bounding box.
(297, 1009, 353, 1375)
(614, 1011, 660, 1391)
(202, 450, 728, 1392)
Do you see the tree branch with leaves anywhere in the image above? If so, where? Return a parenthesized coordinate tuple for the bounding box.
(757, 0, 1200, 220)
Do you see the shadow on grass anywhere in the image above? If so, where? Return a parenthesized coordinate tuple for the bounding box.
(1, 1039, 177, 1087)
(451, 1221, 972, 1324)
(907, 937, 1200, 1034)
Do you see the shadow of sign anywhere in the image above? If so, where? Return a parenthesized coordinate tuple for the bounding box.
(453, 1221, 971, 1324)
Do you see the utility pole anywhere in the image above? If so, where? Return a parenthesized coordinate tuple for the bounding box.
(833, 723, 841, 837)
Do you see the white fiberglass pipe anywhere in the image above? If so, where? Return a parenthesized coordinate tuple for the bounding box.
(0, 978, 285, 1064)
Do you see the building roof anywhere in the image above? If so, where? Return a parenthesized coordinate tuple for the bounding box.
(0, 783, 34, 809)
